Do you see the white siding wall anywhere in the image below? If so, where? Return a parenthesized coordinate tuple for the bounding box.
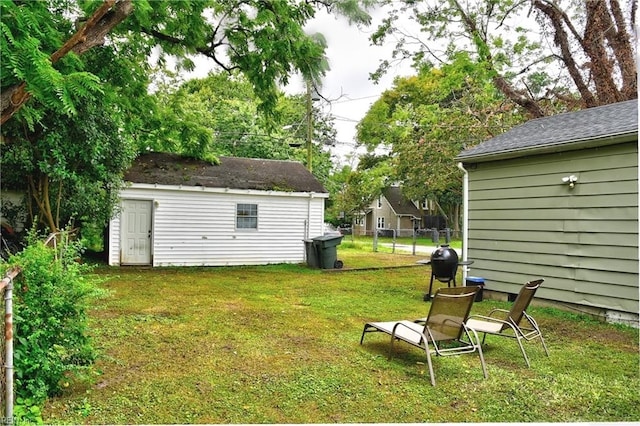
(109, 184, 327, 267)
(108, 209, 121, 266)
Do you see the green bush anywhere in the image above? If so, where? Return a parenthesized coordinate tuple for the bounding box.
(1, 232, 101, 420)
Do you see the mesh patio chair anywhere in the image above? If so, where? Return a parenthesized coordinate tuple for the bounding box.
(360, 286, 487, 386)
(465, 279, 549, 367)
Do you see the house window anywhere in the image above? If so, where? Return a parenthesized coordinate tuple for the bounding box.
(354, 217, 363, 226)
(377, 217, 385, 229)
(236, 203, 258, 229)
(421, 200, 429, 210)
(377, 196, 382, 208)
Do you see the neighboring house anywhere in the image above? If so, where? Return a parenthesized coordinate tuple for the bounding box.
(360, 186, 422, 237)
(108, 153, 328, 267)
(0, 190, 25, 232)
(456, 100, 638, 324)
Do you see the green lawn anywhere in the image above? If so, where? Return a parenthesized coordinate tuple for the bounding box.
(43, 250, 639, 424)
(340, 235, 461, 250)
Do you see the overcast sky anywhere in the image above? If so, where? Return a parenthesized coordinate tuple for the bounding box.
(185, 5, 417, 166)
(286, 7, 416, 165)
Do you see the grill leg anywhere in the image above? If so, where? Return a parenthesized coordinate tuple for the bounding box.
(424, 274, 435, 301)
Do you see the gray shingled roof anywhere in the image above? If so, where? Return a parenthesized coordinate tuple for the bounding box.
(457, 100, 638, 161)
(384, 186, 421, 217)
(124, 153, 327, 193)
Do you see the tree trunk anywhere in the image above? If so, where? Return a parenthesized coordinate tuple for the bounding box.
(602, 0, 637, 100)
(28, 175, 58, 233)
(0, 0, 134, 125)
(452, 203, 460, 236)
(533, 0, 637, 107)
(583, 1, 621, 104)
(532, 0, 598, 108)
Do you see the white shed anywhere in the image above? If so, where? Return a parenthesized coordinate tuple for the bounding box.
(108, 153, 328, 267)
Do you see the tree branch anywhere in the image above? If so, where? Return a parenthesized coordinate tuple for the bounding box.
(605, 0, 637, 99)
(453, 0, 545, 117)
(139, 26, 240, 73)
(533, 0, 598, 107)
(583, 0, 621, 104)
(1, 0, 134, 125)
(51, 0, 116, 61)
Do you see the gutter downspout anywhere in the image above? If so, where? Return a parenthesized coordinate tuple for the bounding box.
(457, 162, 470, 284)
(306, 192, 315, 240)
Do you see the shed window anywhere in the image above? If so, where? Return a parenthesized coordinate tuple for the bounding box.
(236, 203, 258, 229)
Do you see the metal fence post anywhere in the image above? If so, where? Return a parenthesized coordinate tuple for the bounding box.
(4, 275, 13, 421)
(2, 268, 21, 423)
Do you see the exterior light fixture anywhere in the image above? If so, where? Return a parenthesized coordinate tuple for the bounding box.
(562, 175, 578, 188)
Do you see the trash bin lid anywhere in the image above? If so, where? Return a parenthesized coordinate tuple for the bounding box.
(466, 276, 485, 283)
(312, 234, 343, 242)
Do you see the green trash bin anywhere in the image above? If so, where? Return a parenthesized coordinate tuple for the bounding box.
(303, 239, 320, 268)
(312, 234, 344, 269)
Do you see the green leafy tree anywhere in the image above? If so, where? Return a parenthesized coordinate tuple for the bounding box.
(0, 0, 105, 127)
(2, 0, 372, 234)
(332, 155, 392, 228)
(148, 71, 338, 186)
(1, 0, 373, 125)
(1, 96, 136, 234)
(357, 54, 524, 230)
(1, 45, 142, 233)
(372, 0, 637, 117)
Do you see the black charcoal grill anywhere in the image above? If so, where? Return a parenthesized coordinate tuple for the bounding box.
(424, 245, 460, 301)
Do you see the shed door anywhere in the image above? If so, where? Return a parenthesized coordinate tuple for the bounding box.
(120, 199, 152, 265)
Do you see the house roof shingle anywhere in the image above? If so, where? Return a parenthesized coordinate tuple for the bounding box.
(457, 100, 638, 162)
(384, 186, 421, 217)
(124, 152, 327, 193)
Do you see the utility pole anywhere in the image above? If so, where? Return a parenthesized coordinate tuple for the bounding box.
(306, 80, 313, 172)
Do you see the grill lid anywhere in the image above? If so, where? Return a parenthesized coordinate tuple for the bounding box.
(430, 244, 459, 280)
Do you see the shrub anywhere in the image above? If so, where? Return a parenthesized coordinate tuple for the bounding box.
(1, 231, 101, 420)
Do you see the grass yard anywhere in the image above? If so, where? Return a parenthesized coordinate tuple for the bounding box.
(43, 250, 639, 424)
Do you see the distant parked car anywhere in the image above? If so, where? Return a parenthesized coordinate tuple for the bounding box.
(338, 225, 352, 235)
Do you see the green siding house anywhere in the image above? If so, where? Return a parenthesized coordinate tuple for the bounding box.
(456, 100, 638, 325)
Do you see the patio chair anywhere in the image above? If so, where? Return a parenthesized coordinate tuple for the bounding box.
(465, 279, 549, 367)
(360, 286, 488, 386)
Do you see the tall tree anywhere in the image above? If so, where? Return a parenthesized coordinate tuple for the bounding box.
(372, 0, 637, 117)
(0, 40, 151, 233)
(1, 0, 372, 234)
(357, 54, 524, 230)
(332, 156, 392, 229)
(1, 95, 136, 233)
(1, 0, 373, 125)
(147, 72, 337, 176)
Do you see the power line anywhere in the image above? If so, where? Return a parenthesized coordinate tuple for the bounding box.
(330, 94, 381, 104)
